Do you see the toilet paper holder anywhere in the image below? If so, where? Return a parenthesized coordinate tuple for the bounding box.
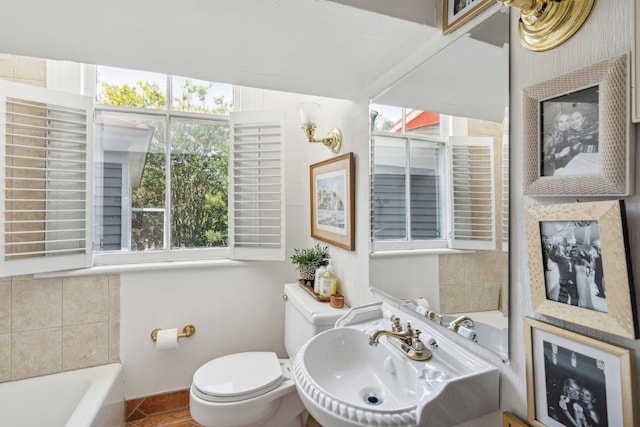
(151, 324, 196, 342)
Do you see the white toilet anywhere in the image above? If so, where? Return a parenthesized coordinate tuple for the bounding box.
(190, 283, 349, 427)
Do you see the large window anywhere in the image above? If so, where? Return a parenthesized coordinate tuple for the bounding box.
(0, 56, 284, 276)
(93, 66, 233, 262)
(370, 105, 496, 253)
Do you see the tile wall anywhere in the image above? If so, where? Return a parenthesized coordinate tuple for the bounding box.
(0, 274, 121, 382)
(439, 252, 508, 314)
(0, 54, 121, 383)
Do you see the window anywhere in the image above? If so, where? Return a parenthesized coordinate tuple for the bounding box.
(370, 105, 495, 253)
(93, 66, 233, 263)
(372, 134, 446, 248)
(1, 57, 285, 277)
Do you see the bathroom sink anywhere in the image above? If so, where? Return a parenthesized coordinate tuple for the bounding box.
(292, 302, 499, 427)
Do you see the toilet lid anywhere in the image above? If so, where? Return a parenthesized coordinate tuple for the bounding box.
(193, 352, 283, 402)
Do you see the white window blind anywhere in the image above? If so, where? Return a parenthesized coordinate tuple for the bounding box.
(0, 81, 93, 276)
(229, 111, 285, 261)
(502, 135, 509, 252)
(449, 136, 495, 250)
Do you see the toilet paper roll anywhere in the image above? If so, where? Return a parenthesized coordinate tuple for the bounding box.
(156, 328, 179, 351)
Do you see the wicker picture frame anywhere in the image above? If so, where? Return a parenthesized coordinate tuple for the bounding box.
(522, 53, 633, 196)
(524, 200, 637, 339)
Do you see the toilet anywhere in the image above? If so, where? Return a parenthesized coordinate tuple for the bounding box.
(189, 283, 349, 427)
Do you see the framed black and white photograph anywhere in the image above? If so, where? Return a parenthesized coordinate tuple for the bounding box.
(524, 317, 637, 427)
(540, 86, 599, 177)
(442, 0, 494, 35)
(525, 200, 638, 339)
(540, 220, 606, 313)
(522, 53, 633, 196)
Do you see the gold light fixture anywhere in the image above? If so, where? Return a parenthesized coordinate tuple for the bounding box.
(297, 102, 342, 153)
(497, 0, 595, 52)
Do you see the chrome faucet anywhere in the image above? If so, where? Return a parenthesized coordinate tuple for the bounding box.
(447, 315, 475, 332)
(369, 316, 432, 361)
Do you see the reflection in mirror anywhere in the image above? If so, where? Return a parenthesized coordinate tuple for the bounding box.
(368, 9, 509, 360)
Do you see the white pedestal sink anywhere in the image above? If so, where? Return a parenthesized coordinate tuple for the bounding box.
(292, 301, 499, 427)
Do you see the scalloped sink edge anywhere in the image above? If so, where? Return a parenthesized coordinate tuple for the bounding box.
(292, 301, 499, 427)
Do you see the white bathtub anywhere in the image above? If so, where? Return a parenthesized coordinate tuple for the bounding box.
(0, 363, 124, 427)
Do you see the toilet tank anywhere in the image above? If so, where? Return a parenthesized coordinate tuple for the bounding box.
(283, 283, 349, 357)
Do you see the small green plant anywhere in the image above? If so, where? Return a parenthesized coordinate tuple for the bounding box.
(290, 244, 329, 279)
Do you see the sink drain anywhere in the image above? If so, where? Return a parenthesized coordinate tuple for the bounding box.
(364, 393, 383, 405)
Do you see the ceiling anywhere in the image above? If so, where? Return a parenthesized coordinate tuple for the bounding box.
(374, 9, 509, 122)
(0, 0, 441, 100)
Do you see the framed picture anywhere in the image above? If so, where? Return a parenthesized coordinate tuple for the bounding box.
(503, 411, 529, 427)
(524, 317, 637, 427)
(442, 0, 494, 35)
(525, 200, 638, 339)
(310, 152, 355, 251)
(522, 52, 634, 196)
(633, 0, 640, 122)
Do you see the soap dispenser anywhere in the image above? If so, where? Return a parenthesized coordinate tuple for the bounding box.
(319, 259, 337, 297)
(313, 259, 329, 294)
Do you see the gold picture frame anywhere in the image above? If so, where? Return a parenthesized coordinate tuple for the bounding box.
(442, 0, 494, 35)
(522, 52, 633, 196)
(525, 200, 638, 339)
(310, 152, 355, 251)
(524, 317, 637, 427)
(503, 411, 529, 427)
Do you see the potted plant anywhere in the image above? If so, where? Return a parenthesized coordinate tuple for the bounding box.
(290, 244, 329, 282)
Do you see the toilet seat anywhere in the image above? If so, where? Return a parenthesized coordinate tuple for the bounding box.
(192, 352, 284, 403)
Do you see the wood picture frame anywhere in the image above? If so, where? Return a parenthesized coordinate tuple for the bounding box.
(522, 52, 633, 196)
(503, 411, 529, 427)
(442, 0, 494, 35)
(310, 152, 355, 251)
(524, 200, 638, 339)
(524, 317, 637, 427)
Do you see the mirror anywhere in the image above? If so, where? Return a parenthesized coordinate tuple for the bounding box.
(368, 9, 510, 360)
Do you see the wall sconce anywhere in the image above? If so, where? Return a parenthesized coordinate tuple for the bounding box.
(297, 102, 342, 153)
(497, 0, 595, 52)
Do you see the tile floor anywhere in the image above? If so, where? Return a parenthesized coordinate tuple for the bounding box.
(125, 409, 323, 427)
(124, 388, 323, 427)
(125, 408, 201, 426)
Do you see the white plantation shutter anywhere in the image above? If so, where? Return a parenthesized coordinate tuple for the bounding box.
(229, 111, 285, 260)
(449, 136, 495, 250)
(502, 135, 509, 252)
(0, 81, 93, 276)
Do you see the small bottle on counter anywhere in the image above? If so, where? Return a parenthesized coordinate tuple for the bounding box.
(313, 259, 328, 294)
(318, 260, 337, 297)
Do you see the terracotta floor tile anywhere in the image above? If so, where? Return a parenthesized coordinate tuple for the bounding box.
(128, 409, 195, 427)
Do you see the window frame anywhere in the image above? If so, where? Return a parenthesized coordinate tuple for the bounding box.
(92, 103, 233, 265)
(369, 110, 496, 254)
(370, 130, 449, 253)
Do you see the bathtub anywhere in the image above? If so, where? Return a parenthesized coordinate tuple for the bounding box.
(0, 363, 124, 427)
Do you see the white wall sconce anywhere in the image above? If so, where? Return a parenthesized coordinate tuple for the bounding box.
(297, 102, 342, 153)
(496, 0, 595, 52)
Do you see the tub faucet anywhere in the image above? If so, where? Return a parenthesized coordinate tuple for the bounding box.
(447, 315, 475, 332)
(369, 317, 432, 361)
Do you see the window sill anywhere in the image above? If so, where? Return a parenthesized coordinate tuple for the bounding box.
(34, 258, 247, 278)
(369, 248, 474, 258)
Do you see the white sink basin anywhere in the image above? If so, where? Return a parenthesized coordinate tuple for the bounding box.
(293, 302, 499, 427)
